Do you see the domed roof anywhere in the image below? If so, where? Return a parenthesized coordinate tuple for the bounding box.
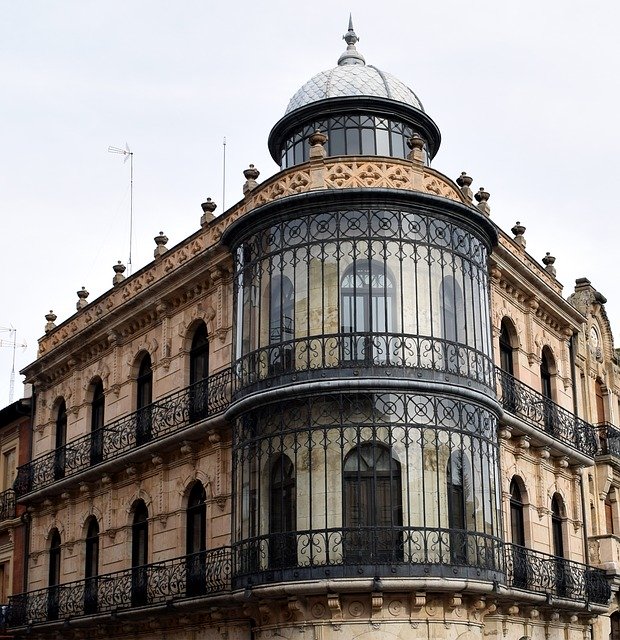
(284, 19, 424, 115)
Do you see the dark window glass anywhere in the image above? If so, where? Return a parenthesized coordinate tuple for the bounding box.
(346, 128, 361, 154)
(510, 480, 525, 546)
(84, 518, 99, 614)
(330, 127, 345, 156)
(551, 495, 564, 557)
(186, 482, 207, 595)
(189, 325, 209, 422)
(48, 529, 61, 620)
(269, 275, 295, 373)
(447, 452, 470, 564)
(54, 402, 67, 480)
(131, 501, 149, 606)
(90, 381, 104, 465)
(343, 443, 402, 563)
(499, 323, 514, 375)
(541, 350, 553, 400)
(136, 355, 153, 445)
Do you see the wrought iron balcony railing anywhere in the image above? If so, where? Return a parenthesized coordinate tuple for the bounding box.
(504, 543, 610, 604)
(0, 489, 15, 522)
(495, 368, 598, 457)
(3, 539, 609, 629)
(14, 369, 232, 497)
(6, 547, 232, 628)
(596, 422, 620, 457)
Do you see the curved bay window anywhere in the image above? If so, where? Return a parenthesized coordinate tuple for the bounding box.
(269, 455, 296, 568)
(233, 205, 495, 393)
(136, 354, 153, 446)
(54, 401, 67, 480)
(341, 259, 395, 364)
(189, 325, 209, 422)
(48, 529, 61, 620)
(186, 482, 207, 595)
(90, 380, 105, 465)
(233, 391, 501, 586)
(131, 501, 149, 606)
(84, 517, 99, 614)
(279, 115, 427, 169)
(343, 443, 402, 563)
(510, 478, 527, 588)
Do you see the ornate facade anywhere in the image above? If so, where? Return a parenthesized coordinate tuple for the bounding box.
(3, 20, 619, 640)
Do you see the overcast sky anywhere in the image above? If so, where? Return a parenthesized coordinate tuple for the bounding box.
(1, 1, 619, 407)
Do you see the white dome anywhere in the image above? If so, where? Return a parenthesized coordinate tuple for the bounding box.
(285, 64, 424, 115)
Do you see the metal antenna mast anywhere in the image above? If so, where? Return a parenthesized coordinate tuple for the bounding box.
(108, 143, 134, 274)
(222, 137, 227, 211)
(0, 327, 27, 404)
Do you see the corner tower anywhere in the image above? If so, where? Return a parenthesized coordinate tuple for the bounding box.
(225, 20, 501, 638)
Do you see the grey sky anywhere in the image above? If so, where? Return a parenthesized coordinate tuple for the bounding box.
(1, 1, 619, 406)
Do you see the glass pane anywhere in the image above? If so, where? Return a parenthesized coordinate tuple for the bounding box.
(361, 128, 376, 155)
(376, 128, 390, 156)
(346, 128, 361, 155)
(330, 127, 345, 155)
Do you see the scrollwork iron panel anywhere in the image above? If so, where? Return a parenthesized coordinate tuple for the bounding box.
(15, 369, 232, 497)
(6, 548, 232, 628)
(504, 544, 610, 604)
(0, 490, 15, 521)
(496, 369, 598, 456)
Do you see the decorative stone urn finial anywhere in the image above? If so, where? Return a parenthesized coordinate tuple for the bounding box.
(45, 310, 57, 333)
(112, 261, 126, 286)
(406, 133, 425, 164)
(309, 130, 328, 159)
(200, 198, 217, 228)
(456, 172, 473, 202)
(76, 287, 89, 311)
(511, 221, 526, 249)
(542, 252, 557, 278)
(242, 165, 260, 195)
(474, 187, 490, 216)
(153, 231, 168, 259)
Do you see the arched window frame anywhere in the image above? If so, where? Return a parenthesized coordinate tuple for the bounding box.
(189, 325, 210, 422)
(343, 442, 402, 562)
(340, 259, 396, 364)
(84, 516, 99, 613)
(551, 493, 565, 558)
(509, 478, 525, 546)
(499, 319, 516, 377)
(54, 401, 67, 480)
(136, 354, 153, 445)
(131, 500, 149, 606)
(48, 528, 61, 620)
(186, 481, 207, 596)
(269, 454, 296, 568)
(90, 380, 105, 465)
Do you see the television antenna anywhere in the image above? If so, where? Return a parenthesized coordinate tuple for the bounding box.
(108, 143, 134, 275)
(0, 327, 27, 404)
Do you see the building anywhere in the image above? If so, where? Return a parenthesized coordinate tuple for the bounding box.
(4, 20, 619, 640)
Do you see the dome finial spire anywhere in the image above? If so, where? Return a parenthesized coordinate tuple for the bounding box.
(338, 14, 365, 66)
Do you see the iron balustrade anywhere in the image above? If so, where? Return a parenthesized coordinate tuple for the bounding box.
(495, 368, 598, 456)
(14, 370, 232, 497)
(233, 527, 503, 585)
(596, 422, 620, 457)
(504, 543, 610, 604)
(237, 332, 495, 392)
(0, 490, 15, 521)
(6, 547, 232, 627)
(3, 539, 610, 628)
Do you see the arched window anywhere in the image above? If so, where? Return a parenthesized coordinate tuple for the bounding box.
(48, 529, 61, 620)
(186, 482, 207, 595)
(343, 443, 402, 562)
(605, 493, 615, 535)
(136, 354, 153, 445)
(541, 348, 555, 432)
(269, 455, 296, 568)
(595, 378, 606, 424)
(440, 275, 463, 344)
(54, 401, 67, 480)
(447, 451, 472, 564)
(90, 380, 105, 465)
(131, 501, 149, 606)
(510, 479, 527, 588)
(189, 325, 209, 422)
(269, 275, 295, 374)
(341, 260, 395, 364)
(499, 320, 515, 376)
(551, 494, 567, 596)
(84, 517, 99, 614)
